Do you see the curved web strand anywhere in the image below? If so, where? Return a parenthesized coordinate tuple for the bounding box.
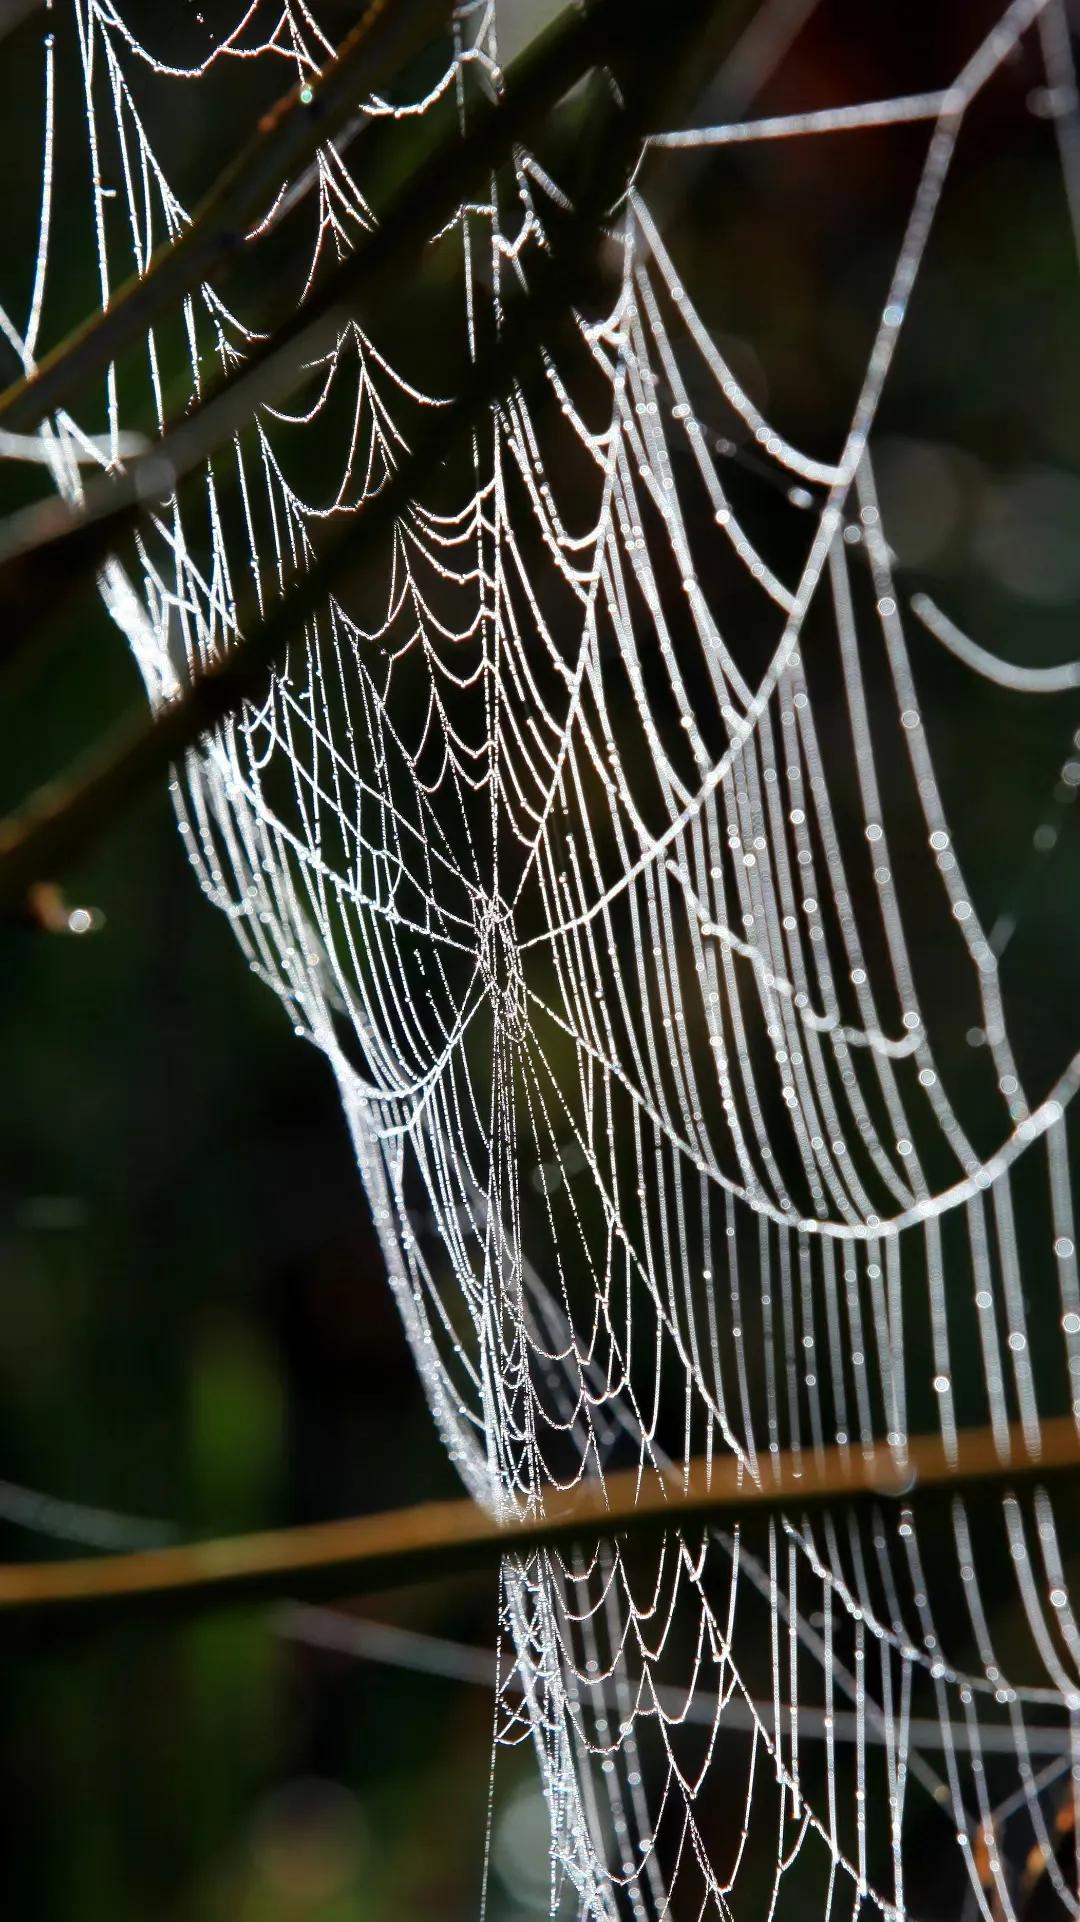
(4, 0, 1080, 1914)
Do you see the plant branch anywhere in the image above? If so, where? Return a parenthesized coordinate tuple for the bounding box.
(3, 1418, 1079, 1632)
(0, 0, 653, 660)
(0, 0, 42, 41)
(0, 0, 715, 910)
(0, 0, 454, 434)
(0, 272, 561, 906)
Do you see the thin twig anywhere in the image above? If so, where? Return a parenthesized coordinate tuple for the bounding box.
(0, 283, 556, 907)
(0, 0, 671, 446)
(276, 1603, 1077, 1752)
(0, 0, 716, 912)
(0, 0, 638, 655)
(0, 0, 453, 435)
(0, 0, 42, 41)
(3, 1418, 1079, 1631)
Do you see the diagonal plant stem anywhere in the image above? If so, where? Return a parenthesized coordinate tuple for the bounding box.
(2, 1418, 1079, 1631)
(0, 0, 454, 434)
(0, 0, 42, 41)
(276, 1604, 1078, 1754)
(0, 266, 574, 909)
(0, 0, 675, 448)
(0, 0, 718, 913)
(0, 0, 647, 655)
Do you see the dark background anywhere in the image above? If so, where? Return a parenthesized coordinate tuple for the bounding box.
(2, 2, 1080, 1917)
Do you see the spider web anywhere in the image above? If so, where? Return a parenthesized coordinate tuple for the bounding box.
(5, 0, 1080, 1914)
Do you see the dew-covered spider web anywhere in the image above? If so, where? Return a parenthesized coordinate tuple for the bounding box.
(6, 0, 1080, 1914)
